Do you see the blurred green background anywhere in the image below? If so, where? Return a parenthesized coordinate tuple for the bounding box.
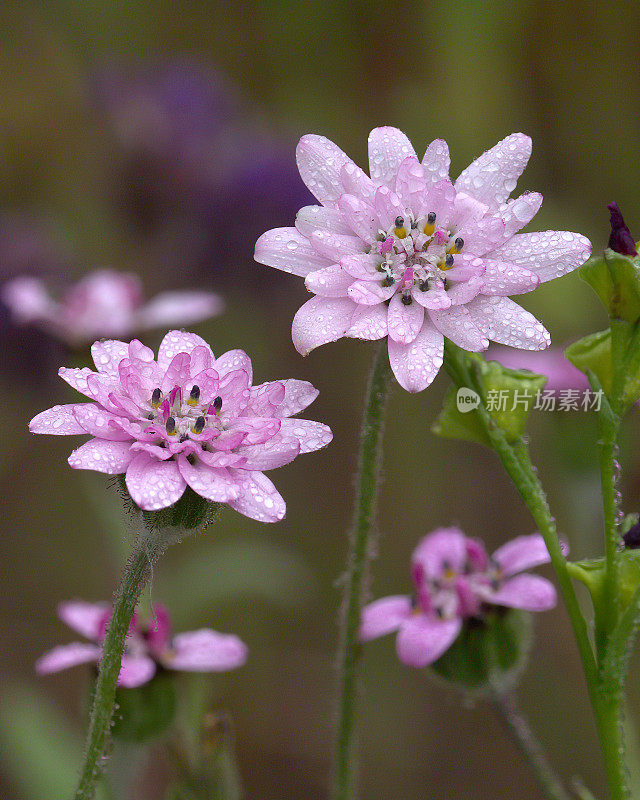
(2, 1, 640, 798)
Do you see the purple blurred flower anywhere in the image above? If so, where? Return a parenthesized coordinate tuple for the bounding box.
(92, 61, 312, 287)
(360, 527, 556, 668)
(487, 345, 589, 392)
(29, 330, 332, 520)
(36, 600, 247, 688)
(3, 269, 223, 347)
(608, 202, 637, 257)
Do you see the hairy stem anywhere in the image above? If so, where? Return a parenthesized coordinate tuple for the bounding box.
(73, 525, 171, 800)
(492, 692, 570, 800)
(332, 341, 392, 800)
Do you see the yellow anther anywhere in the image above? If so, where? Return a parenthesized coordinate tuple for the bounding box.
(394, 226, 407, 239)
(423, 222, 435, 236)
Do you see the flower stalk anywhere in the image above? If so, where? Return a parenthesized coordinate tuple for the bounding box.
(332, 341, 392, 800)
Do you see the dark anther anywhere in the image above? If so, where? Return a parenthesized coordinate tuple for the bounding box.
(401, 294, 413, 305)
(623, 520, 640, 549)
(445, 254, 454, 268)
(189, 385, 200, 402)
(411, 219, 418, 229)
(381, 275, 395, 287)
(608, 202, 637, 256)
(427, 211, 436, 224)
(419, 279, 429, 291)
(151, 387, 162, 405)
(193, 415, 206, 434)
(165, 416, 176, 435)
(443, 278, 449, 291)
(213, 396, 223, 412)
(455, 237, 464, 251)
(395, 216, 404, 228)
(147, 413, 155, 420)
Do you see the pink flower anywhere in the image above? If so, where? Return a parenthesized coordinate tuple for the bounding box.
(487, 345, 589, 392)
(29, 330, 332, 521)
(360, 527, 556, 668)
(2, 269, 224, 347)
(255, 128, 591, 392)
(36, 600, 247, 687)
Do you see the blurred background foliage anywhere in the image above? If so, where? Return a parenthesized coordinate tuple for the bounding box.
(2, 1, 640, 797)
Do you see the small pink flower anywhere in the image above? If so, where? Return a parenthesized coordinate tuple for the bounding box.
(36, 601, 247, 688)
(2, 269, 224, 347)
(255, 128, 591, 392)
(487, 345, 589, 392)
(360, 527, 556, 668)
(29, 330, 333, 521)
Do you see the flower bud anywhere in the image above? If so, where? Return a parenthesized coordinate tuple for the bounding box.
(608, 202, 637, 257)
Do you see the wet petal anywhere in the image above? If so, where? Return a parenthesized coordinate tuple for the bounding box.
(125, 452, 187, 510)
(305, 264, 354, 298)
(214, 349, 253, 384)
(388, 319, 444, 392)
(68, 439, 133, 474)
(254, 227, 330, 277)
(387, 293, 424, 344)
(29, 404, 88, 436)
(296, 133, 356, 206)
(422, 139, 451, 185)
(466, 296, 550, 350)
(73, 405, 132, 441)
(428, 306, 489, 351)
(91, 340, 129, 376)
(455, 133, 532, 207)
(346, 303, 389, 340)
(295, 204, 352, 237)
(337, 193, 380, 242)
(292, 296, 356, 356)
(177, 456, 239, 502)
(158, 330, 212, 370)
(479, 259, 540, 296)
(490, 231, 592, 283)
(368, 127, 417, 188)
(279, 419, 333, 453)
(235, 434, 301, 470)
(227, 469, 286, 522)
(348, 279, 395, 306)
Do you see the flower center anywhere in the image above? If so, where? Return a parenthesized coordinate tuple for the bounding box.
(143, 384, 223, 443)
(373, 210, 464, 304)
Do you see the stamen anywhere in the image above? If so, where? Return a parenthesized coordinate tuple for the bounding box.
(394, 216, 406, 238)
(169, 385, 182, 410)
(424, 211, 436, 236)
(395, 215, 404, 228)
(447, 236, 464, 255)
(151, 388, 162, 408)
(401, 294, 413, 305)
(444, 254, 454, 269)
(212, 396, 223, 413)
(165, 416, 176, 435)
(381, 275, 395, 287)
(192, 415, 206, 434)
(188, 385, 200, 406)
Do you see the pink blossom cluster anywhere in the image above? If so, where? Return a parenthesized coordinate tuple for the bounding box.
(29, 330, 332, 521)
(360, 527, 557, 667)
(255, 128, 591, 391)
(37, 600, 247, 687)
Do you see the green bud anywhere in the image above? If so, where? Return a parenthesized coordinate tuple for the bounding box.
(111, 671, 176, 742)
(429, 608, 532, 696)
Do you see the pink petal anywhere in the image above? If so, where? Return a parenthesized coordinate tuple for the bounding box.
(29, 404, 88, 435)
(421, 179, 456, 220)
(337, 193, 380, 242)
(279, 418, 333, 453)
(498, 192, 543, 241)
(227, 469, 286, 522)
(225, 416, 281, 446)
(455, 133, 532, 208)
(246, 380, 286, 416)
(136, 291, 224, 329)
(163, 630, 248, 672)
(309, 229, 364, 261)
(177, 456, 239, 502)
(296, 134, 356, 206)
(486, 574, 557, 611)
(395, 157, 427, 205)
(273, 379, 319, 417)
(295, 205, 352, 237)
(58, 367, 97, 399)
(412, 527, 469, 580)
(36, 643, 100, 675)
(457, 216, 505, 257)
(347, 279, 395, 306)
(118, 655, 156, 688)
(68, 439, 133, 474)
(359, 596, 413, 641)
(216, 368, 251, 415)
(479, 259, 540, 296)
(158, 330, 212, 370)
(73, 405, 132, 441)
(422, 139, 451, 185)
(388, 319, 444, 392)
(466, 296, 550, 350)
(395, 615, 461, 668)
(492, 534, 551, 577)
(255, 227, 329, 277)
(292, 296, 357, 356)
(346, 303, 389, 340)
(490, 231, 592, 283)
(235, 434, 301, 470)
(91, 340, 129, 376)
(446, 275, 484, 305)
(128, 339, 155, 362)
(305, 264, 354, 298)
(387, 293, 424, 344)
(428, 306, 489, 351)
(190, 347, 215, 377)
(373, 185, 406, 231)
(125, 452, 187, 510)
(368, 127, 417, 188)
(341, 160, 376, 203)
(161, 352, 191, 393)
(58, 600, 110, 641)
(214, 349, 253, 384)
(412, 284, 452, 311)
(487, 346, 589, 392)
(340, 253, 379, 281)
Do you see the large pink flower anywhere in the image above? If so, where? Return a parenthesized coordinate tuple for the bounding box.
(255, 128, 591, 392)
(36, 600, 247, 688)
(29, 330, 332, 521)
(2, 269, 223, 347)
(360, 527, 556, 668)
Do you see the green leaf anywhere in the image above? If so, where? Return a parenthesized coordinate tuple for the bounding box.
(565, 330, 613, 396)
(580, 249, 640, 322)
(433, 354, 547, 446)
(568, 550, 640, 629)
(0, 683, 108, 800)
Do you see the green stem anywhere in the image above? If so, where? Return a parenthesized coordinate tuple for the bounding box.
(332, 341, 393, 800)
(492, 692, 570, 800)
(442, 344, 630, 800)
(73, 526, 171, 800)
